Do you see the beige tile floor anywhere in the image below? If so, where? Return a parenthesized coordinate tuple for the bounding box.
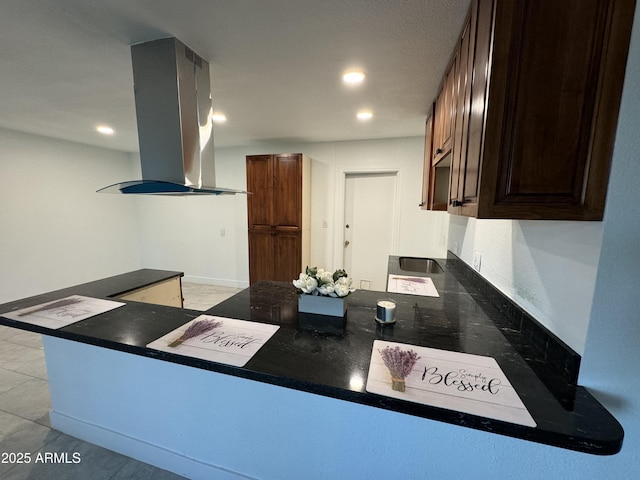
(181, 282, 242, 311)
(0, 282, 241, 479)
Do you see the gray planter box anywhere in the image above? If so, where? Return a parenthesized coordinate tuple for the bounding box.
(298, 294, 347, 317)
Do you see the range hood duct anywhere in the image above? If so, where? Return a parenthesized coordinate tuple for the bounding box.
(98, 37, 245, 195)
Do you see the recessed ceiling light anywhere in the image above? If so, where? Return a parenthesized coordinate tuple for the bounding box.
(212, 112, 227, 124)
(343, 70, 366, 85)
(96, 125, 115, 135)
(357, 110, 373, 121)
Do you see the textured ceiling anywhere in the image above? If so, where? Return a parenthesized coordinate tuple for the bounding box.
(0, 0, 471, 152)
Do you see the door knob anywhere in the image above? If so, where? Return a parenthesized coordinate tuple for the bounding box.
(344, 240, 350, 246)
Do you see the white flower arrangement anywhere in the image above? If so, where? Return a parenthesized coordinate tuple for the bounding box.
(293, 267, 355, 298)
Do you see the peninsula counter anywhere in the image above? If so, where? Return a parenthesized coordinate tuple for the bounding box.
(0, 262, 623, 479)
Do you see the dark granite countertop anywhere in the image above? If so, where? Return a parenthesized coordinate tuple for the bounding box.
(0, 264, 623, 455)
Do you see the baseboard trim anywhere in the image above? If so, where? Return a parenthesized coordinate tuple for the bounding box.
(49, 410, 255, 480)
(182, 275, 249, 289)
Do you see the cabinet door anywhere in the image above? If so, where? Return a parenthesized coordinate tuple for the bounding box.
(477, 0, 635, 220)
(273, 154, 302, 282)
(458, 0, 491, 217)
(449, 9, 475, 214)
(433, 59, 456, 163)
(273, 231, 302, 283)
(273, 154, 302, 228)
(421, 107, 449, 211)
(433, 83, 445, 159)
(421, 108, 435, 210)
(248, 230, 274, 284)
(246, 155, 273, 227)
(441, 59, 456, 153)
(488, 0, 608, 215)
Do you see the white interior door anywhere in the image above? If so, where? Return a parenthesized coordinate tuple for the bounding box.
(343, 172, 397, 291)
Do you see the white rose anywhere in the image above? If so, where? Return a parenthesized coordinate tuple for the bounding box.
(293, 273, 318, 294)
(334, 276, 353, 297)
(317, 282, 335, 296)
(318, 270, 334, 284)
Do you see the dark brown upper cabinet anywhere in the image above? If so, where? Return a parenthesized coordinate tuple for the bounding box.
(425, 0, 636, 220)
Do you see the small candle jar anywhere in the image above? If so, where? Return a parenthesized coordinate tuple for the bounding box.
(376, 299, 397, 323)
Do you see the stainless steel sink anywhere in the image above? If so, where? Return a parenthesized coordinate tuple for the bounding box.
(398, 257, 443, 274)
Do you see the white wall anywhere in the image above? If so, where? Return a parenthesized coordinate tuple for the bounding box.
(447, 217, 601, 353)
(135, 136, 449, 287)
(0, 127, 448, 296)
(0, 128, 141, 303)
(578, 10, 640, 473)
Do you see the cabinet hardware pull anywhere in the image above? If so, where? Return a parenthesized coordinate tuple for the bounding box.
(436, 148, 443, 154)
(451, 199, 463, 207)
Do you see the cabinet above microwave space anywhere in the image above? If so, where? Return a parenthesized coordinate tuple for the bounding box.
(421, 0, 636, 220)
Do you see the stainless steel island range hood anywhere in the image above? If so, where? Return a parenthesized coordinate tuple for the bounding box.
(98, 37, 245, 195)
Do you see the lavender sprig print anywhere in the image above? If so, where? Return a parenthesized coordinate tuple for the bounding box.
(379, 346, 421, 392)
(168, 319, 223, 348)
(17, 297, 83, 317)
